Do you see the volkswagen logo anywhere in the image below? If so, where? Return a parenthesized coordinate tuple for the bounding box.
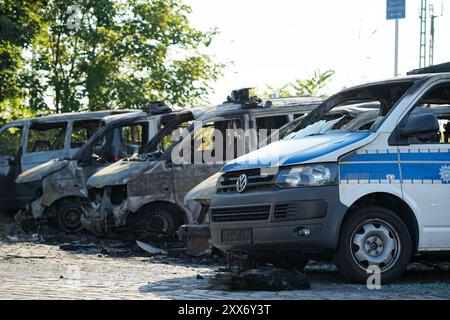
(236, 174, 248, 193)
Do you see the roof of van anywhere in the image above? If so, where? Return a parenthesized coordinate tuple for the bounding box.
(4, 110, 134, 127)
(202, 96, 323, 117)
(343, 72, 450, 92)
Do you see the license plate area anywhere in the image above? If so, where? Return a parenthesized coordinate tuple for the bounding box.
(221, 228, 252, 243)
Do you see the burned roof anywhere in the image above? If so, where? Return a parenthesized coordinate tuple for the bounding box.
(4, 110, 134, 127)
(407, 62, 450, 75)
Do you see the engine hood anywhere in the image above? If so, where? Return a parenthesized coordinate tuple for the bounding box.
(16, 159, 70, 184)
(222, 131, 373, 172)
(87, 159, 156, 188)
(184, 172, 221, 203)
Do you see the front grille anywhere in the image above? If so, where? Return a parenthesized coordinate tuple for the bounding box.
(273, 203, 298, 220)
(217, 169, 276, 193)
(211, 205, 271, 222)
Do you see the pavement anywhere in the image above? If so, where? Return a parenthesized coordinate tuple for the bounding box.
(1, 212, 450, 300)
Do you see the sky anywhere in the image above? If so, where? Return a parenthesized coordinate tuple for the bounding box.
(186, 0, 450, 105)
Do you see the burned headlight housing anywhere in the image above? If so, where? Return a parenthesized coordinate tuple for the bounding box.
(275, 163, 338, 188)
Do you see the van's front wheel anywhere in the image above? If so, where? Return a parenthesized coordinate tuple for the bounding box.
(127, 205, 182, 241)
(55, 198, 83, 233)
(334, 206, 412, 284)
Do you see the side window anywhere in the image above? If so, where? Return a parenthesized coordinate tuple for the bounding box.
(70, 120, 101, 149)
(256, 115, 290, 131)
(0, 126, 23, 157)
(92, 123, 148, 163)
(112, 123, 148, 160)
(255, 115, 290, 143)
(193, 119, 243, 163)
(405, 84, 450, 145)
(27, 122, 67, 153)
(121, 124, 146, 148)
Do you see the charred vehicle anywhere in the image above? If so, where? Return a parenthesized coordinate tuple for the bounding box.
(15, 106, 188, 231)
(0, 110, 130, 212)
(180, 105, 380, 255)
(83, 91, 321, 240)
(209, 71, 450, 283)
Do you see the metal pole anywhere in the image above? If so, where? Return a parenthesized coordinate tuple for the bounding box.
(394, 19, 399, 76)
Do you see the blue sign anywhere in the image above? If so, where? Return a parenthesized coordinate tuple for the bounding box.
(387, 0, 406, 20)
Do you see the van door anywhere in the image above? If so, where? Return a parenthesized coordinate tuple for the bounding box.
(397, 83, 450, 248)
(0, 125, 25, 210)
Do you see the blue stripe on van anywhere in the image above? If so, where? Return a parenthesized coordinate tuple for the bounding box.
(339, 163, 400, 181)
(401, 163, 450, 181)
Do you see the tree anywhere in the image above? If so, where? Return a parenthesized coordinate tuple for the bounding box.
(256, 84, 292, 99)
(257, 69, 335, 99)
(0, 0, 45, 124)
(0, 0, 224, 119)
(291, 69, 335, 97)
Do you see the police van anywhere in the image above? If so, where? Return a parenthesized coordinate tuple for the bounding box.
(209, 68, 450, 283)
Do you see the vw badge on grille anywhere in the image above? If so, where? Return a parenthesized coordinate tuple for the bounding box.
(236, 174, 248, 193)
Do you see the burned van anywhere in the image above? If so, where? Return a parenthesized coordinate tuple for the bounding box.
(83, 91, 321, 240)
(15, 106, 188, 232)
(0, 110, 130, 212)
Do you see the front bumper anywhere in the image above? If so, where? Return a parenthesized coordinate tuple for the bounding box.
(209, 185, 347, 254)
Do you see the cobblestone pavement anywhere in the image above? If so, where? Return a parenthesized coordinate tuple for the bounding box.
(1, 239, 450, 300)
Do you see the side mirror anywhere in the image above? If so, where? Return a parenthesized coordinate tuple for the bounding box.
(400, 113, 440, 138)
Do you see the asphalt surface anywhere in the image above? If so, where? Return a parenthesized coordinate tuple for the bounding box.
(1, 212, 450, 300)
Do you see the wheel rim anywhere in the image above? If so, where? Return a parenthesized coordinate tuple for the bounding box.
(60, 208, 81, 230)
(132, 210, 174, 237)
(148, 212, 170, 233)
(350, 218, 401, 272)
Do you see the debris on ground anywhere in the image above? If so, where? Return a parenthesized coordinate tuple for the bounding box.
(209, 266, 311, 291)
(136, 240, 168, 256)
(6, 233, 44, 243)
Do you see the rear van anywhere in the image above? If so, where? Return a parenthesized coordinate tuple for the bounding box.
(0, 111, 130, 211)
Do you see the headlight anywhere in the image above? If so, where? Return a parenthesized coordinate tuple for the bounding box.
(275, 163, 337, 188)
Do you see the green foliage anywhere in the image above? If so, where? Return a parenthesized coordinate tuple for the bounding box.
(0, 0, 224, 121)
(291, 69, 335, 97)
(256, 84, 292, 99)
(258, 69, 335, 99)
(0, 0, 45, 124)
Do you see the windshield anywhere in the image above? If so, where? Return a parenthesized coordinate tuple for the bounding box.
(280, 80, 415, 139)
(281, 102, 380, 140)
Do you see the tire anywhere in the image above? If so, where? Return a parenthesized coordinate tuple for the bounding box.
(54, 198, 83, 233)
(333, 206, 412, 284)
(126, 204, 182, 241)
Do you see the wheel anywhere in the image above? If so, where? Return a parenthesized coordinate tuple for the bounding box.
(334, 206, 412, 284)
(54, 199, 83, 233)
(126, 205, 182, 241)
